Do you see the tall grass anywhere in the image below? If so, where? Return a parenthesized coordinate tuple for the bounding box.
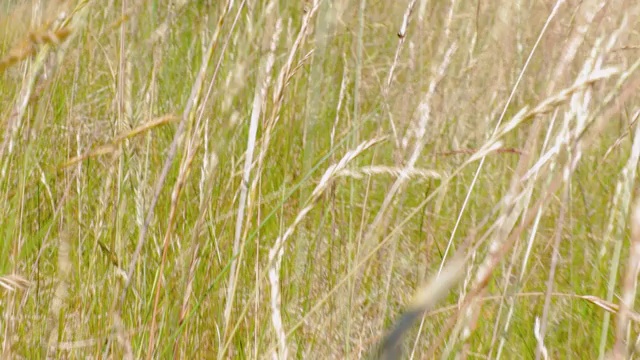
(1, 0, 640, 358)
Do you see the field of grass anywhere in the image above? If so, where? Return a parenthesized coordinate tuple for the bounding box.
(2, 0, 640, 358)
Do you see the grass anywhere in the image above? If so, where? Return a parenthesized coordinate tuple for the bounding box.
(1, 0, 640, 358)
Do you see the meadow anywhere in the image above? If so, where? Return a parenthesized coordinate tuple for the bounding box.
(1, 0, 640, 358)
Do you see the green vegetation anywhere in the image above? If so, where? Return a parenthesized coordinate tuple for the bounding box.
(1, 0, 640, 358)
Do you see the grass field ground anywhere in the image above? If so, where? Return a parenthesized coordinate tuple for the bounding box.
(1, 0, 640, 358)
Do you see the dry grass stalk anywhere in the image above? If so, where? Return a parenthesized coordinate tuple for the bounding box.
(330, 57, 348, 148)
(357, 41, 457, 299)
(268, 137, 383, 360)
(438, 4, 568, 327)
(252, 0, 322, 185)
(443, 29, 626, 358)
(113, 3, 239, 358)
(0, 25, 71, 74)
(597, 65, 640, 360)
(221, 1, 323, 355)
(146, 136, 199, 358)
(386, 0, 417, 90)
(493, 114, 557, 359)
(336, 166, 441, 181)
(534, 317, 549, 360)
(223, 1, 281, 343)
(0, 21, 76, 176)
(535, 25, 618, 360)
(121, 0, 234, 302)
(611, 175, 640, 357)
(147, 3, 250, 357)
(61, 114, 179, 168)
(0, 274, 30, 292)
(173, 152, 218, 358)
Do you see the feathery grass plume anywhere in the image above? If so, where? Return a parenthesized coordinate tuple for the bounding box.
(493, 113, 559, 360)
(268, 137, 384, 360)
(469, 74, 635, 359)
(443, 17, 626, 358)
(0, 10, 78, 173)
(354, 41, 457, 305)
(0, 24, 71, 74)
(336, 166, 441, 181)
(433, 0, 551, 288)
(537, 18, 630, 358)
(0, 274, 30, 292)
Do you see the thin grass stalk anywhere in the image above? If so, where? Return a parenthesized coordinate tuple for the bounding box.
(494, 109, 560, 360)
(439, 59, 627, 358)
(276, 65, 620, 353)
(152, 3, 246, 355)
(356, 41, 456, 297)
(266, 137, 382, 359)
(491, 2, 609, 353)
(598, 58, 640, 360)
(383, 0, 417, 144)
(438, 0, 566, 277)
(221, 8, 282, 356)
(146, 140, 198, 358)
(217, 7, 320, 347)
(536, 29, 611, 359)
(613, 198, 640, 358)
(121, 0, 232, 304)
(535, 182, 569, 360)
(220, 4, 323, 352)
(172, 153, 218, 358)
(169, 4, 246, 354)
(224, 4, 321, 353)
(222, 0, 277, 315)
(605, 107, 640, 359)
(346, 0, 366, 353)
(330, 57, 348, 148)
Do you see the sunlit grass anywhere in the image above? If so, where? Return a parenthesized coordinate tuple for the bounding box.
(1, 0, 640, 359)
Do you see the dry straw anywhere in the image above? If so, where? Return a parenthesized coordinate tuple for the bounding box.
(268, 137, 384, 360)
(0, 274, 30, 293)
